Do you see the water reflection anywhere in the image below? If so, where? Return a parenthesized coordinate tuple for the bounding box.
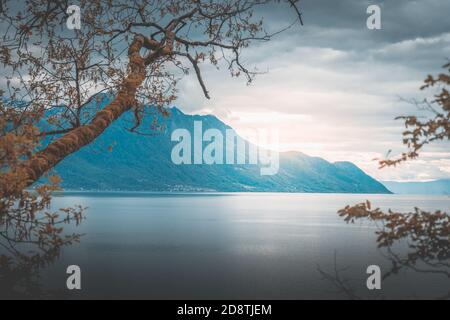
(1, 192, 449, 299)
(0, 194, 84, 299)
(318, 202, 450, 299)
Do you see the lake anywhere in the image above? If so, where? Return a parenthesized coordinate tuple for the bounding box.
(3, 192, 450, 299)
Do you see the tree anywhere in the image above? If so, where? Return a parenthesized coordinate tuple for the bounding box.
(0, 0, 302, 296)
(379, 62, 450, 168)
(337, 63, 450, 299)
(0, 0, 302, 196)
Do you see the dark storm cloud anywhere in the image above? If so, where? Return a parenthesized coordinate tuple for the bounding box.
(261, 0, 450, 42)
(249, 0, 450, 72)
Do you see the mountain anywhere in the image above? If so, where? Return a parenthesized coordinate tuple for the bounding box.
(382, 180, 450, 195)
(39, 97, 390, 193)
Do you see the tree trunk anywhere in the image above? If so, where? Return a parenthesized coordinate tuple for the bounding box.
(7, 36, 148, 194)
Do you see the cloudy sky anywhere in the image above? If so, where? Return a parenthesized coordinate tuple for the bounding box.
(174, 0, 450, 182)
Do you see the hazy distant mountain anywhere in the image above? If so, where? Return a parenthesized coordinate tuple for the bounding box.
(40, 96, 390, 193)
(382, 180, 450, 195)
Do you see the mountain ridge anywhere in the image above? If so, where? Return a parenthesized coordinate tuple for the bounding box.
(39, 98, 391, 194)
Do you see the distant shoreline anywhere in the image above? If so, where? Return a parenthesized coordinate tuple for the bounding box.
(49, 190, 401, 196)
(36, 190, 450, 198)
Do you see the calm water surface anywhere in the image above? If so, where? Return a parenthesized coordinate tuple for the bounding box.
(19, 193, 450, 299)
